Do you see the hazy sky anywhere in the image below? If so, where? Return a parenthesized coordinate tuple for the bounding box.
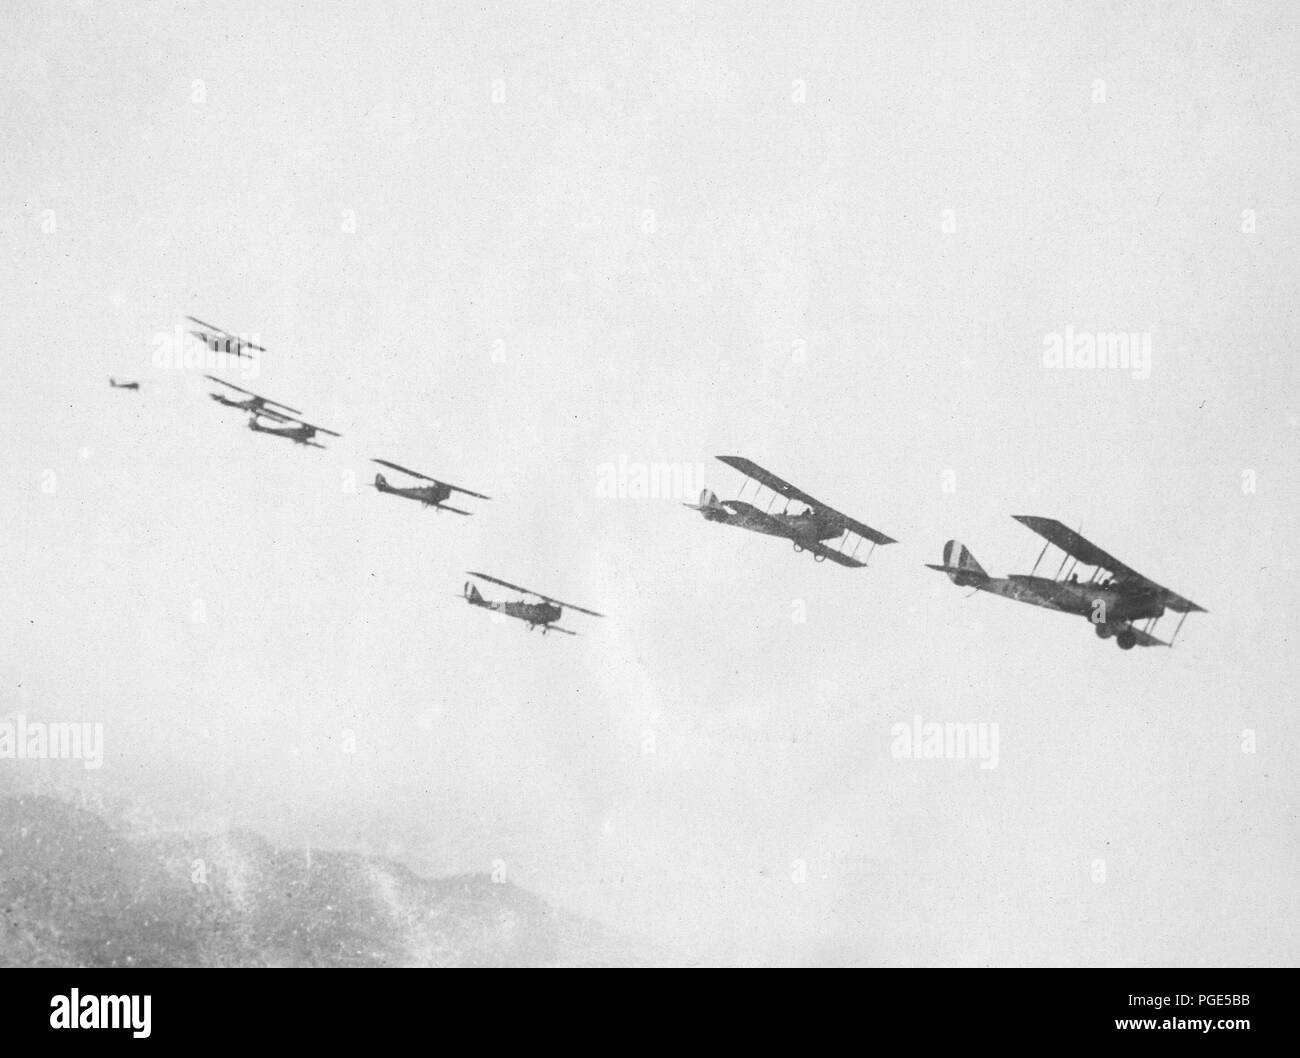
(2, 0, 1298, 965)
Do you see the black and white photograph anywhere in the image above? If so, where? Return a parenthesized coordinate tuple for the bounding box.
(1, 0, 1296, 1022)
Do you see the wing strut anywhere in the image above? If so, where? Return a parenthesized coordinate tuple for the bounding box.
(1170, 610, 1190, 646)
(1030, 538, 1050, 576)
(1052, 525, 1082, 580)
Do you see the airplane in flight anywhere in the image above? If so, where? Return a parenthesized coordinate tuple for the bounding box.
(370, 459, 490, 516)
(246, 408, 341, 450)
(205, 376, 302, 417)
(108, 378, 140, 391)
(686, 455, 896, 567)
(927, 516, 1206, 649)
(462, 572, 604, 636)
(187, 316, 265, 360)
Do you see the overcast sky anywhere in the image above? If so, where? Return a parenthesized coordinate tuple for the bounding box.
(2, 0, 1297, 965)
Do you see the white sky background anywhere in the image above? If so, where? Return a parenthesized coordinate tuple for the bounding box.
(2, 0, 1297, 965)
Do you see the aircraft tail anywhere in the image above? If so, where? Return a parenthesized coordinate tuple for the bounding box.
(463, 581, 483, 604)
(683, 487, 723, 512)
(927, 540, 987, 585)
(374, 473, 389, 490)
(945, 540, 985, 576)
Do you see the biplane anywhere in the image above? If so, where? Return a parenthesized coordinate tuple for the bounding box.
(187, 316, 265, 360)
(370, 459, 490, 515)
(204, 375, 302, 416)
(463, 572, 604, 636)
(685, 456, 897, 567)
(246, 408, 341, 449)
(927, 516, 1206, 650)
(108, 378, 139, 390)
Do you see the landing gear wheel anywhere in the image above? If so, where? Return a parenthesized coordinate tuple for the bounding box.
(1095, 623, 1114, 639)
(793, 542, 804, 553)
(1116, 630, 1137, 650)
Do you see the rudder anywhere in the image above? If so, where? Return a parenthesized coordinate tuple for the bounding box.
(942, 540, 986, 579)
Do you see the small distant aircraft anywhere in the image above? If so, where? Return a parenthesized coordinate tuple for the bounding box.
(686, 455, 897, 567)
(205, 375, 302, 416)
(108, 378, 139, 391)
(370, 459, 490, 515)
(187, 316, 265, 360)
(463, 572, 604, 636)
(246, 408, 340, 449)
(927, 516, 1207, 650)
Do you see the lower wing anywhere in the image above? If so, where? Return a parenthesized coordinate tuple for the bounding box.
(1123, 623, 1170, 648)
(805, 539, 866, 568)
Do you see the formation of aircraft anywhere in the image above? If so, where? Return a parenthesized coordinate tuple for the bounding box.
(928, 517, 1206, 649)
(687, 456, 896, 568)
(371, 459, 490, 516)
(108, 310, 1212, 650)
(202, 375, 340, 449)
(463, 572, 604, 636)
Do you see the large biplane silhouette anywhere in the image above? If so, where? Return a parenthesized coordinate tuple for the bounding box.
(187, 316, 265, 360)
(370, 459, 490, 516)
(463, 572, 604, 637)
(205, 375, 301, 416)
(686, 456, 896, 567)
(928, 516, 1206, 650)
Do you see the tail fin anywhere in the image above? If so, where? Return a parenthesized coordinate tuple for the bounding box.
(684, 487, 723, 512)
(463, 582, 483, 603)
(928, 540, 987, 585)
(943, 540, 985, 576)
(374, 473, 388, 490)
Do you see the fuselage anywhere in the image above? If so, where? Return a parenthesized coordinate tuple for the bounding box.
(954, 571, 1164, 624)
(702, 499, 841, 544)
(375, 478, 452, 507)
(248, 417, 313, 444)
(467, 591, 561, 629)
(213, 394, 263, 412)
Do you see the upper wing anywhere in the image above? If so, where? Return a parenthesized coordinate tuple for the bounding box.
(205, 375, 302, 414)
(1013, 516, 1206, 613)
(466, 572, 604, 617)
(271, 412, 339, 437)
(467, 571, 535, 595)
(253, 407, 298, 424)
(716, 456, 897, 545)
(446, 483, 491, 500)
(373, 458, 436, 482)
(205, 374, 255, 396)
